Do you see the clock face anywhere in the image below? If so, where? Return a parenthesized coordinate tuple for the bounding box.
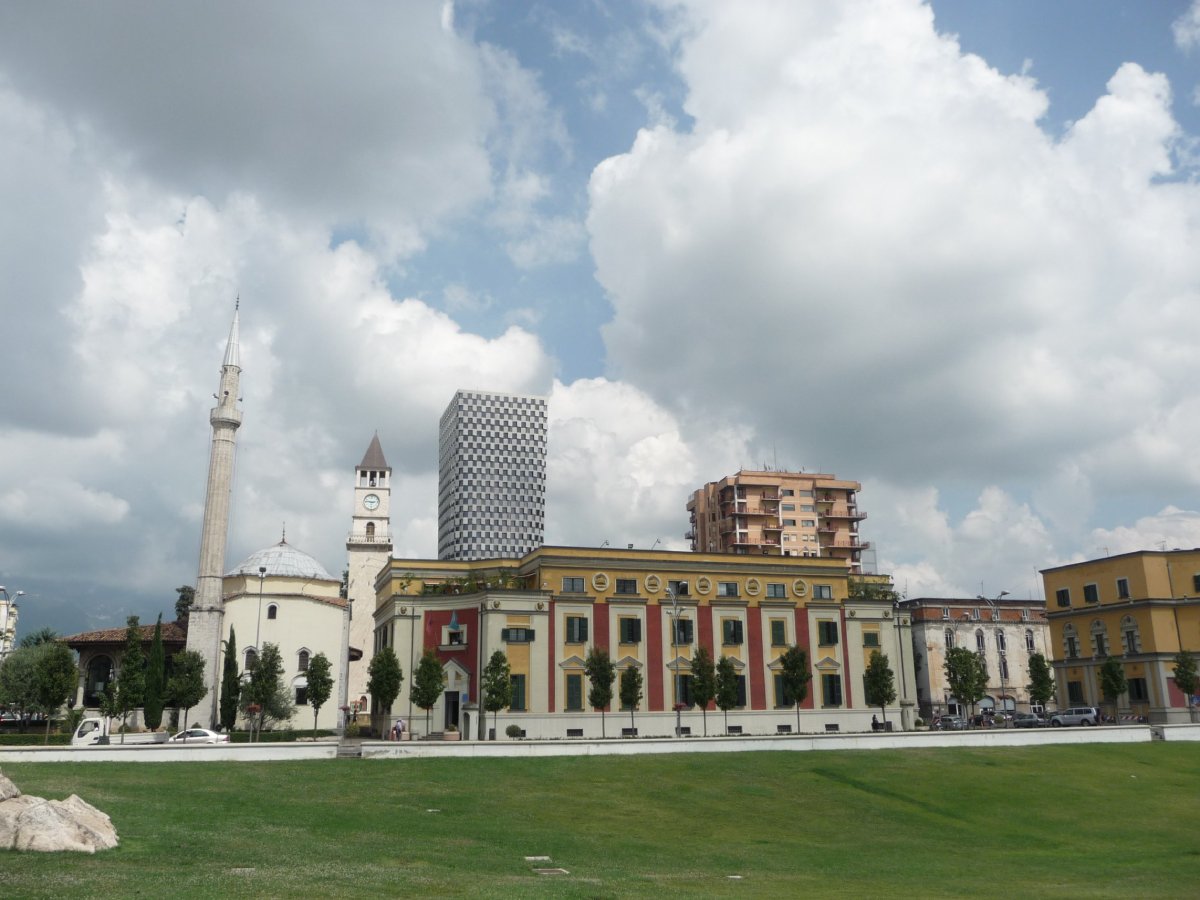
(363, 493, 380, 511)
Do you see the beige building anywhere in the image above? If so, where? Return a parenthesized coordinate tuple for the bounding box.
(899, 596, 1051, 720)
(346, 434, 393, 707)
(687, 470, 869, 573)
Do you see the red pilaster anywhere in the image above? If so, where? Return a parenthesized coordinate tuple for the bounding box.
(840, 606, 853, 707)
(747, 605, 765, 709)
(593, 602, 609, 710)
(698, 604, 715, 710)
(795, 607, 814, 709)
(647, 603, 664, 711)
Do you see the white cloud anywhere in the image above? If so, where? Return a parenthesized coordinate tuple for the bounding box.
(1173, 1, 1200, 50)
(1089, 507, 1200, 557)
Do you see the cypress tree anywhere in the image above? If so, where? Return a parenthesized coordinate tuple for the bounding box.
(219, 627, 240, 732)
(143, 614, 166, 730)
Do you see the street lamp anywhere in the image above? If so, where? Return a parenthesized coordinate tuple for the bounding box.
(977, 591, 1010, 726)
(254, 566, 267, 651)
(666, 586, 682, 737)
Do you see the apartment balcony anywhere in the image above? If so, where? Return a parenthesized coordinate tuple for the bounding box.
(824, 506, 868, 521)
(818, 524, 837, 534)
(823, 539, 871, 551)
(761, 520, 782, 531)
(684, 530, 695, 541)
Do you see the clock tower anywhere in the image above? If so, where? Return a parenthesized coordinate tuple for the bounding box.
(346, 433, 392, 705)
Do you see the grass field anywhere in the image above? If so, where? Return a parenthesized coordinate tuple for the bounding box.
(2, 743, 1198, 898)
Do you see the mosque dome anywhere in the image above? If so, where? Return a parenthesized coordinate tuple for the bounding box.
(225, 540, 335, 581)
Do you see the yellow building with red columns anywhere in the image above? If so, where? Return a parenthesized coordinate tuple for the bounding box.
(372, 546, 916, 739)
(1041, 549, 1200, 723)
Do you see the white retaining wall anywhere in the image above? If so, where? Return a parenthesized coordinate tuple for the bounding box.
(0, 741, 339, 764)
(1152, 723, 1200, 742)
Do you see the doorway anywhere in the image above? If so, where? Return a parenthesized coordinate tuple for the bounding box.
(443, 690, 460, 731)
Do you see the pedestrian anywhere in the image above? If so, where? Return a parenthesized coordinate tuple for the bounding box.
(871, 714, 879, 731)
(396, 718, 406, 741)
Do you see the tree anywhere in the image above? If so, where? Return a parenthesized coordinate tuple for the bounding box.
(410, 649, 446, 737)
(1098, 656, 1127, 722)
(1027, 653, 1055, 709)
(305, 652, 333, 738)
(219, 627, 241, 733)
(32, 642, 78, 744)
(242, 642, 289, 738)
(367, 645, 403, 726)
(143, 614, 166, 730)
(166, 649, 207, 731)
(943, 647, 987, 725)
(715, 656, 739, 734)
(619, 666, 643, 734)
(18, 627, 58, 649)
(1173, 651, 1198, 722)
(584, 647, 616, 738)
(863, 651, 897, 725)
(175, 585, 195, 626)
(778, 645, 812, 734)
(115, 616, 145, 742)
(690, 646, 717, 737)
(481, 650, 512, 739)
(0, 645, 39, 728)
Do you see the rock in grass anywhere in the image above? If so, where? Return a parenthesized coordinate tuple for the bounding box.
(0, 771, 118, 853)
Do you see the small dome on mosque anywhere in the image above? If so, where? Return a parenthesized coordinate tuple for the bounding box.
(226, 539, 335, 581)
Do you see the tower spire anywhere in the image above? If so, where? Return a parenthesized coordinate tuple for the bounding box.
(186, 301, 245, 727)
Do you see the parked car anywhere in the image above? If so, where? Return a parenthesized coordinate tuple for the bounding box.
(1011, 712, 1044, 728)
(936, 716, 967, 731)
(170, 728, 230, 744)
(1050, 707, 1100, 727)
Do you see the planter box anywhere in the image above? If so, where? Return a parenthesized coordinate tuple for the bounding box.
(443, 732, 461, 741)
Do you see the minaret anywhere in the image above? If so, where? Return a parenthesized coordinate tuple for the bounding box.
(186, 304, 243, 728)
(346, 433, 392, 707)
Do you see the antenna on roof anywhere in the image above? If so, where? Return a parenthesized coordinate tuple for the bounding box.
(281, 523, 287, 543)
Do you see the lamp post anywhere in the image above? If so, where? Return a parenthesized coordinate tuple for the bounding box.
(254, 566, 267, 651)
(666, 586, 682, 737)
(977, 591, 1010, 726)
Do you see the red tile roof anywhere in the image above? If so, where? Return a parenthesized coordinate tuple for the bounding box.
(63, 621, 187, 647)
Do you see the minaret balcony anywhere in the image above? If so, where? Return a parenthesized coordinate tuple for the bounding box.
(347, 531, 393, 546)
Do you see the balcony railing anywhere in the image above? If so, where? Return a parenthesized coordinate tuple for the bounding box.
(824, 506, 868, 521)
(347, 532, 393, 545)
(823, 539, 871, 550)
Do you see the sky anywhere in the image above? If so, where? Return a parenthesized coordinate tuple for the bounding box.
(2, 0, 1200, 638)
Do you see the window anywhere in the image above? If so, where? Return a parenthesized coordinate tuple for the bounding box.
(971, 609, 981, 621)
(782, 503, 796, 512)
(1083, 583, 1099, 604)
(565, 673, 583, 710)
(975, 630, 986, 653)
(501, 627, 535, 643)
(722, 618, 744, 645)
(766, 582, 787, 598)
(821, 674, 843, 706)
(863, 631, 880, 648)
(1128, 677, 1149, 702)
(1055, 588, 1071, 608)
(999, 656, 1009, 680)
(1020, 608, 1029, 622)
(941, 607, 950, 620)
(1067, 681, 1084, 704)
(565, 616, 588, 643)
(618, 617, 642, 643)
(509, 674, 527, 711)
(675, 673, 694, 707)
(818, 621, 838, 645)
(773, 673, 794, 708)
(245, 648, 258, 671)
(615, 578, 638, 595)
(267, 604, 278, 620)
(944, 628, 954, 649)
(801, 504, 815, 512)
(814, 585, 833, 600)
(298, 650, 310, 672)
(673, 618, 694, 645)
(1193, 573, 1200, 593)
(1116, 578, 1130, 600)
(562, 577, 584, 593)
(782, 519, 797, 527)
(782, 489, 794, 496)
(770, 619, 787, 646)
(717, 581, 739, 598)
(801, 519, 816, 528)
(736, 675, 747, 708)
(1121, 616, 1140, 654)
(295, 685, 308, 705)
(668, 580, 690, 597)
(1064, 628, 1079, 659)
(1091, 622, 1108, 658)
(996, 631, 1006, 653)
(1025, 630, 1035, 653)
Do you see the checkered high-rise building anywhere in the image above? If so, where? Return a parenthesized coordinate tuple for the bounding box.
(437, 390, 547, 561)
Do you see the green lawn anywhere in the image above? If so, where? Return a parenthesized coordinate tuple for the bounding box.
(2, 744, 1198, 898)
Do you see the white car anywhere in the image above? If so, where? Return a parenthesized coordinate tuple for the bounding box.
(170, 728, 230, 744)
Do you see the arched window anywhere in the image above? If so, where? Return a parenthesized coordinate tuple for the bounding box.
(245, 648, 258, 671)
(1063, 624, 1079, 659)
(995, 630, 1006, 653)
(975, 629, 986, 653)
(267, 604, 278, 620)
(298, 649, 310, 672)
(84, 654, 114, 707)
(1025, 629, 1035, 653)
(1120, 615, 1141, 655)
(944, 628, 954, 649)
(366, 522, 375, 538)
(1090, 620, 1109, 658)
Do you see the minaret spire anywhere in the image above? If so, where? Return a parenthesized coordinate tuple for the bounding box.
(186, 302, 245, 727)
